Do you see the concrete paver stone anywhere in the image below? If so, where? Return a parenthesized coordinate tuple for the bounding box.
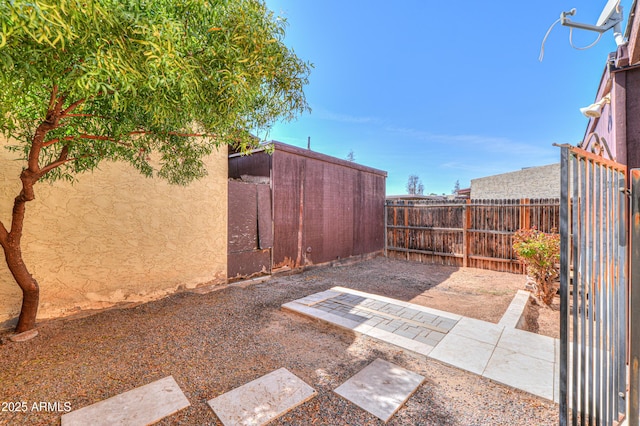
(334, 358, 424, 422)
(498, 290, 531, 328)
(61, 376, 190, 426)
(448, 317, 504, 345)
(497, 327, 556, 363)
(295, 289, 343, 306)
(428, 333, 496, 375)
(282, 286, 560, 402)
(483, 347, 555, 401)
(207, 368, 316, 426)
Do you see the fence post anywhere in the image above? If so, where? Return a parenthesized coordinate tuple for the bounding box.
(404, 204, 409, 260)
(384, 201, 388, 257)
(520, 198, 531, 230)
(392, 202, 398, 252)
(463, 199, 471, 267)
(519, 198, 530, 274)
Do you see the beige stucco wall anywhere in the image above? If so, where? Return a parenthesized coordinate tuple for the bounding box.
(0, 141, 227, 329)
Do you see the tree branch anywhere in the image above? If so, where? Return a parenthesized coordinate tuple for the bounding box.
(75, 134, 133, 147)
(47, 85, 59, 113)
(28, 87, 69, 172)
(42, 136, 75, 147)
(37, 153, 92, 178)
(50, 92, 66, 122)
(43, 134, 133, 148)
(130, 130, 215, 138)
(74, 134, 114, 142)
(63, 113, 98, 118)
(60, 98, 86, 117)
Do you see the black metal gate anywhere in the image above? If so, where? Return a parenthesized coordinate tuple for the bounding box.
(559, 145, 628, 425)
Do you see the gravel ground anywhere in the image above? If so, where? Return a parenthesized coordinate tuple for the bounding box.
(0, 257, 558, 425)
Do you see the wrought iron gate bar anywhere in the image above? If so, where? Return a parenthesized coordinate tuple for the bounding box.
(560, 145, 628, 426)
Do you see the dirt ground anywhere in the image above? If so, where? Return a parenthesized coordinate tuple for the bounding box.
(379, 260, 561, 339)
(0, 256, 558, 425)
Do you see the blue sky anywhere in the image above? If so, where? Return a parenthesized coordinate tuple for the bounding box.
(263, 0, 632, 195)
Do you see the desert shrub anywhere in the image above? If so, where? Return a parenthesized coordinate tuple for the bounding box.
(512, 228, 560, 306)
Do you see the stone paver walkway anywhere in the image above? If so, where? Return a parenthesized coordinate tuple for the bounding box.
(283, 286, 560, 403)
(61, 376, 190, 426)
(334, 358, 424, 422)
(208, 368, 316, 426)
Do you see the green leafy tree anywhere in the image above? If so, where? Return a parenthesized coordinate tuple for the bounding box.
(0, 0, 311, 333)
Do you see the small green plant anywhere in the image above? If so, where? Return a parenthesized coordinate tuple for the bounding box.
(512, 228, 560, 306)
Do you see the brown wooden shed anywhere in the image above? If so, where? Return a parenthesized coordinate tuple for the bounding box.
(228, 141, 387, 278)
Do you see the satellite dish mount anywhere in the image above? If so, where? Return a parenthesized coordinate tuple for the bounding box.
(560, 0, 624, 46)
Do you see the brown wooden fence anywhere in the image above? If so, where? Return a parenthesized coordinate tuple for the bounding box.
(385, 198, 560, 273)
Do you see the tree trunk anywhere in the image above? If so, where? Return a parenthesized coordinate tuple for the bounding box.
(0, 172, 41, 333)
(0, 87, 67, 333)
(3, 244, 39, 333)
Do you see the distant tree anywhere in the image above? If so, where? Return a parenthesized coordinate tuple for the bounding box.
(453, 180, 460, 195)
(0, 0, 311, 333)
(406, 175, 424, 195)
(346, 150, 355, 162)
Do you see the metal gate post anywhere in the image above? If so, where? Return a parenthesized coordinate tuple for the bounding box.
(559, 145, 570, 426)
(630, 169, 640, 426)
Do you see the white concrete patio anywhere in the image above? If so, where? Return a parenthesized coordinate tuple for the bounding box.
(283, 286, 560, 402)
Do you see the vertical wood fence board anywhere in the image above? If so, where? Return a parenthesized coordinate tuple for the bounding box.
(385, 198, 560, 274)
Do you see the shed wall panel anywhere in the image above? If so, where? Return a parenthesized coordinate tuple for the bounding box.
(272, 151, 304, 267)
(353, 172, 366, 255)
(362, 172, 386, 251)
(229, 151, 271, 179)
(231, 142, 386, 271)
(318, 163, 354, 263)
(257, 184, 273, 249)
(228, 180, 258, 252)
(228, 250, 271, 278)
(271, 147, 385, 267)
(228, 179, 272, 278)
(302, 159, 325, 264)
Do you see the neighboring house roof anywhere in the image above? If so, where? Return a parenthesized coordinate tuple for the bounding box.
(470, 163, 560, 200)
(456, 188, 471, 198)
